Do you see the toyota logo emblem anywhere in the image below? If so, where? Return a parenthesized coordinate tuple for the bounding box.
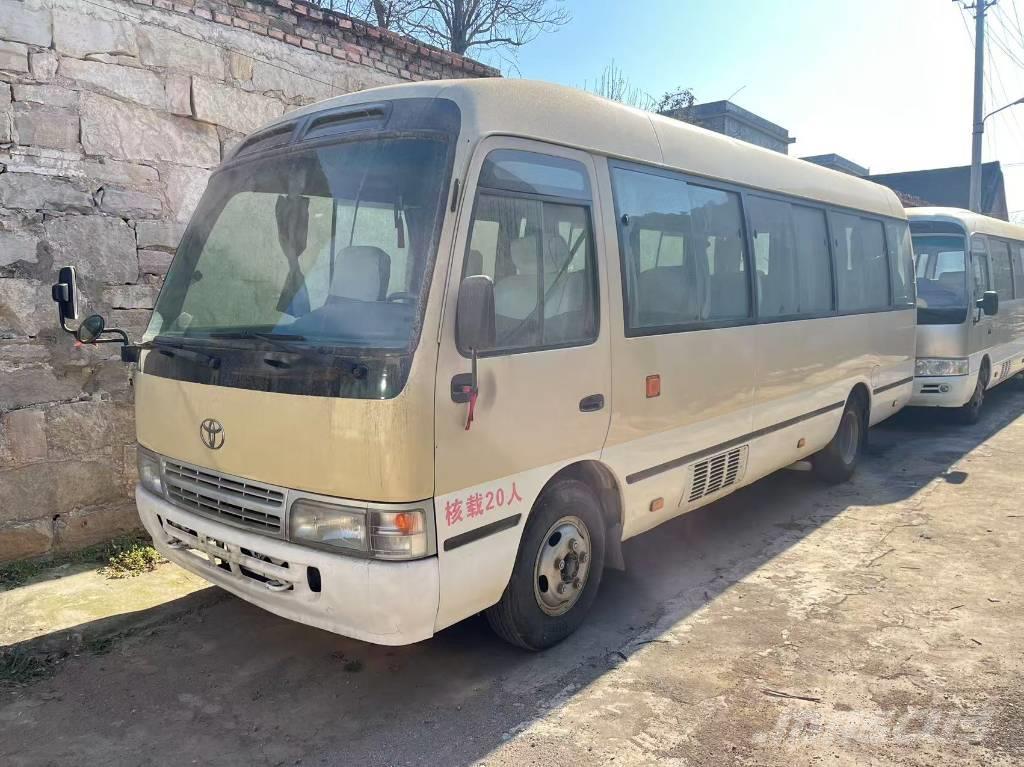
(200, 418, 225, 450)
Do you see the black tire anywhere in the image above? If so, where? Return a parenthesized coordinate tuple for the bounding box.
(956, 368, 987, 425)
(485, 480, 606, 651)
(812, 395, 866, 484)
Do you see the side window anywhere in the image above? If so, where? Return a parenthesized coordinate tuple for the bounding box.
(886, 221, 916, 307)
(1015, 244, 1024, 298)
(461, 151, 597, 353)
(748, 196, 797, 317)
(989, 239, 1014, 299)
(792, 204, 833, 313)
(611, 166, 749, 330)
(971, 236, 990, 298)
(689, 184, 749, 321)
(832, 213, 890, 312)
(747, 198, 831, 317)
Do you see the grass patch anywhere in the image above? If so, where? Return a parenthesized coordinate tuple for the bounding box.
(102, 539, 164, 579)
(0, 533, 157, 590)
(0, 649, 55, 687)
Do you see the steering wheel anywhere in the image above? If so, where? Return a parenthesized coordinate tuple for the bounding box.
(387, 292, 417, 304)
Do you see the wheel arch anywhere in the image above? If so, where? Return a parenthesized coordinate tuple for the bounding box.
(849, 380, 872, 429)
(536, 460, 627, 571)
(979, 354, 992, 387)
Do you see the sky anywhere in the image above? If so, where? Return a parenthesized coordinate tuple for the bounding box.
(477, 0, 1024, 220)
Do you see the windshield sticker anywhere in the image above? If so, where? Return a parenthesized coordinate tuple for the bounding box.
(444, 481, 524, 527)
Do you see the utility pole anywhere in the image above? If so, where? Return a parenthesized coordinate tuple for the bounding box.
(968, 0, 996, 213)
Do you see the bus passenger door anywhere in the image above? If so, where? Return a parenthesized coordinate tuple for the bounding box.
(969, 236, 994, 364)
(432, 138, 613, 630)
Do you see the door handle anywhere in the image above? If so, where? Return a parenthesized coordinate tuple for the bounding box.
(579, 394, 605, 412)
(451, 373, 473, 403)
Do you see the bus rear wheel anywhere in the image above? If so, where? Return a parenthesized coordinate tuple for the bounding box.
(485, 479, 606, 651)
(957, 366, 988, 425)
(812, 396, 866, 484)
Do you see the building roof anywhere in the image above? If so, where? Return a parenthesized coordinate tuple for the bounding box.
(260, 79, 904, 219)
(801, 154, 869, 177)
(906, 207, 1024, 241)
(867, 162, 1008, 220)
(670, 100, 795, 146)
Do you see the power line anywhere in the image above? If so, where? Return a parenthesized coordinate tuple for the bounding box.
(77, 0, 346, 97)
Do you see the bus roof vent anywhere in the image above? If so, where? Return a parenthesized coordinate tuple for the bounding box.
(302, 103, 390, 141)
(686, 445, 748, 505)
(233, 122, 297, 159)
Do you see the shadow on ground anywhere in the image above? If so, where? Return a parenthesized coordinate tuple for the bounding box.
(2, 385, 1022, 767)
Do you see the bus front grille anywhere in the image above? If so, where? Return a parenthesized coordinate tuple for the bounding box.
(162, 459, 286, 536)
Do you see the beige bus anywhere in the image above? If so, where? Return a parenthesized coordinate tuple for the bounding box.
(908, 208, 1024, 422)
(52, 80, 916, 649)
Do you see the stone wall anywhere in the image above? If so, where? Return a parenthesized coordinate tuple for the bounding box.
(0, 0, 497, 563)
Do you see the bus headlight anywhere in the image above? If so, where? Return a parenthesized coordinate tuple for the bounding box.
(915, 358, 969, 377)
(289, 499, 368, 553)
(288, 499, 431, 560)
(136, 446, 163, 495)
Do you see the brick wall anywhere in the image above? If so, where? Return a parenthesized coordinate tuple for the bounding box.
(0, 0, 497, 563)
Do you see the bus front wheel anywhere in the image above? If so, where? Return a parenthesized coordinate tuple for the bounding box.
(485, 479, 606, 651)
(957, 366, 988, 425)
(812, 396, 866, 484)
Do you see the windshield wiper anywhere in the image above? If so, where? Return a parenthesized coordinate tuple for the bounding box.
(138, 337, 221, 368)
(208, 331, 328, 359)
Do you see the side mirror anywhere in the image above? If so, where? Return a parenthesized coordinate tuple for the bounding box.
(75, 314, 106, 344)
(50, 265, 132, 350)
(456, 275, 496, 353)
(977, 290, 999, 316)
(50, 265, 79, 330)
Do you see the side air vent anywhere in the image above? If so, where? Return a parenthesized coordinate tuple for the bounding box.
(687, 445, 748, 504)
(998, 360, 1011, 381)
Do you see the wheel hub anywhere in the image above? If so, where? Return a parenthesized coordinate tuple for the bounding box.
(534, 516, 592, 616)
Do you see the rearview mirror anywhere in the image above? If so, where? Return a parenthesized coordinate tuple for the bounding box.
(75, 314, 106, 344)
(456, 275, 496, 353)
(977, 290, 999, 316)
(50, 265, 79, 329)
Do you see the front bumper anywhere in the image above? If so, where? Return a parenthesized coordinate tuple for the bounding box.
(908, 374, 974, 408)
(136, 486, 440, 645)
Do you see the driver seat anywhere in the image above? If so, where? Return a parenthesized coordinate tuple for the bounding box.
(330, 246, 391, 302)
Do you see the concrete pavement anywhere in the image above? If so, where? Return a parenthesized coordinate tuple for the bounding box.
(1, 386, 1022, 766)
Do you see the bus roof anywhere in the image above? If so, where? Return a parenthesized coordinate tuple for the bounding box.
(906, 207, 1024, 241)
(265, 78, 905, 220)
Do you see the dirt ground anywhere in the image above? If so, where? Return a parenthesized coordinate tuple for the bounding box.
(2, 386, 1023, 767)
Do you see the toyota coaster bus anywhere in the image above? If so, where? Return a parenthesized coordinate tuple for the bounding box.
(51, 80, 916, 650)
(909, 208, 1024, 423)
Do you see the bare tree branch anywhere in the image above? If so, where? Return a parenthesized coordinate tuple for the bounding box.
(305, 0, 569, 60)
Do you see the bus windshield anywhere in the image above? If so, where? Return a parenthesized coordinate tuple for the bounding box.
(913, 233, 968, 325)
(148, 136, 450, 350)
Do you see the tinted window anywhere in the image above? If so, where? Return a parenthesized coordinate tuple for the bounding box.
(832, 213, 889, 312)
(612, 167, 749, 329)
(463, 193, 597, 352)
(747, 198, 832, 317)
(690, 184, 750, 321)
(748, 196, 796, 317)
(1016, 245, 1024, 298)
(480, 150, 590, 199)
(793, 205, 833, 313)
(989, 239, 1014, 299)
(886, 221, 915, 307)
(971, 236, 990, 298)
